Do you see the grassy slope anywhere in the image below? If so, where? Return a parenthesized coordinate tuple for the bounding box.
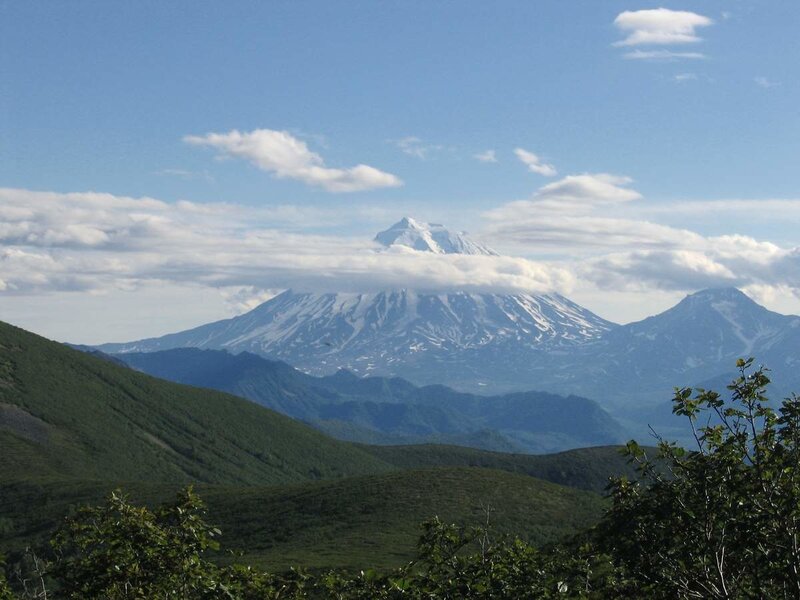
(0, 321, 390, 485)
(359, 444, 641, 494)
(0, 467, 605, 570)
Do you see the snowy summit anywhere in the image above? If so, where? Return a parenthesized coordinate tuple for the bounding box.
(374, 217, 498, 256)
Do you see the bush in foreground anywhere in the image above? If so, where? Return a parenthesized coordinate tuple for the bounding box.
(597, 358, 800, 598)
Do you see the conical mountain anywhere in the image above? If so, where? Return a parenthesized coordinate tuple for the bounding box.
(99, 219, 614, 393)
(95, 218, 800, 414)
(374, 217, 499, 255)
(555, 287, 800, 410)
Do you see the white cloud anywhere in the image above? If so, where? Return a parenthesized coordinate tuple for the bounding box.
(4, 185, 800, 338)
(0, 188, 569, 300)
(580, 239, 800, 294)
(623, 50, 707, 61)
(482, 175, 800, 299)
(513, 148, 557, 177)
(184, 128, 402, 193)
(484, 174, 682, 252)
(530, 173, 641, 209)
(393, 136, 443, 160)
(673, 73, 698, 82)
(474, 150, 498, 163)
(614, 9, 713, 47)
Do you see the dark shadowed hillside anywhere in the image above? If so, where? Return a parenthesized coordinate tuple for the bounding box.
(118, 347, 628, 453)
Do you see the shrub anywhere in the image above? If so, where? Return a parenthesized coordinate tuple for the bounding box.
(597, 359, 800, 598)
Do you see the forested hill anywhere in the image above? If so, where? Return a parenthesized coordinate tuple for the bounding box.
(0, 320, 390, 485)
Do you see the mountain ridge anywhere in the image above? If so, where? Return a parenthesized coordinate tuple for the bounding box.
(118, 346, 628, 454)
(93, 220, 800, 425)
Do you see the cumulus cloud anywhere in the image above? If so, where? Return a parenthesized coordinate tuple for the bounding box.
(614, 9, 713, 47)
(184, 128, 402, 193)
(536, 173, 641, 205)
(514, 148, 557, 177)
(581, 239, 800, 294)
(481, 175, 800, 299)
(0, 188, 569, 298)
(484, 173, 696, 254)
(4, 185, 800, 333)
(474, 150, 498, 163)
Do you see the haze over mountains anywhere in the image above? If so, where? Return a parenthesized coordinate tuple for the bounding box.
(118, 347, 627, 454)
(99, 218, 800, 420)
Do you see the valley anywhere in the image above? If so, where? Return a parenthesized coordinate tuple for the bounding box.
(0, 319, 634, 572)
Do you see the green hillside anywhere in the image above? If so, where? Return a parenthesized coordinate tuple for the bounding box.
(199, 467, 605, 569)
(0, 319, 630, 574)
(0, 467, 605, 571)
(0, 321, 389, 485)
(360, 444, 641, 494)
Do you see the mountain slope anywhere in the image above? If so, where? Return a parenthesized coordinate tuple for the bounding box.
(0, 321, 390, 485)
(98, 289, 615, 392)
(94, 218, 800, 418)
(559, 288, 800, 410)
(0, 467, 607, 570)
(374, 216, 498, 255)
(96, 218, 615, 394)
(118, 347, 629, 453)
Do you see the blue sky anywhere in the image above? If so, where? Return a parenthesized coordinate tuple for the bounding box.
(1, 1, 799, 342)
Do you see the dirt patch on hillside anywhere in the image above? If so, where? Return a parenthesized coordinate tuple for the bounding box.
(0, 403, 50, 444)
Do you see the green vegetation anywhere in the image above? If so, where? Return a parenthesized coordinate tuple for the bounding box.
(596, 359, 800, 597)
(0, 321, 390, 484)
(0, 319, 630, 577)
(0, 487, 620, 599)
(359, 444, 640, 494)
(9, 319, 797, 597)
(2, 358, 794, 599)
(0, 468, 605, 572)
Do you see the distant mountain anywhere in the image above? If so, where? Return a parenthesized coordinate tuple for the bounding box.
(98, 218, 614, 388)
(374, 216, 498, 255)
(95, 219, 800, 428)
(563, 288, 800, 410)
(99, 288, 614, 384)
(119, 348, 628, 454)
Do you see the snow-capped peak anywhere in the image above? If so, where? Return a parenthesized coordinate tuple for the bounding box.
(374, 217, 498, 256)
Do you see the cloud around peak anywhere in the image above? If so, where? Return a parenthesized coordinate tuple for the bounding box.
(184, 128, 402, 193)
(0, 187, 569, 299)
